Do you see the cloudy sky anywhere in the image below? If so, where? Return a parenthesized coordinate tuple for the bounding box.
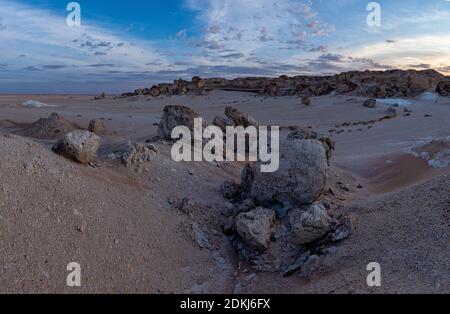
(1, 0, 450, 93)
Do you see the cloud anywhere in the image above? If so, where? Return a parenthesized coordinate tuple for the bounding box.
(0, 0, 168, 84)
(349, 35, 450, 74)
(185, 0, 334, 54)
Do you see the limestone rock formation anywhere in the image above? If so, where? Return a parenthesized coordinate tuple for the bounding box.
(224, 106, 258, 128)
(235, 207, 276, 251)
(158, 105, 205, 140)
(53, 130, 101, 164)
(250, 137, 328, 207)
(287, 203, 332, 245)
(88, 119, 106, 135)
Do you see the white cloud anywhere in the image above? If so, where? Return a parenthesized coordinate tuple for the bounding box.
(350, 35, 450, 74)
(0, 0, 169, 83)
(185, 0, 336, 66)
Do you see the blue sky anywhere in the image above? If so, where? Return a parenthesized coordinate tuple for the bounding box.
(1, 0, 450, 93)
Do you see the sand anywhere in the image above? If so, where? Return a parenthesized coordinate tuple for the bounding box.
(0, 91, 449, 293)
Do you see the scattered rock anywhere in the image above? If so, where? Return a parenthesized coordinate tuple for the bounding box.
(53, 130, 101, 164)
(301, 97, 311, 106)
(220, 180, 241, 200)
(300, 255, 321, 279)
(88, 119, 106, 135)
(363, 98, 376, 108)
(213, 116, 235, 132)
(235, 207, 276, 251)
(158, 105, 205, 140)
(330, 215, 354, 242)
(191, 223, 210, 249)
(287, 203, 332, 245)
(122, 143, 158, 167)
(225, 107, 258, 128)
(386, 106, 397, 115)
(283, 251, 311, 277)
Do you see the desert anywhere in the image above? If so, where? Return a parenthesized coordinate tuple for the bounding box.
(0, 69, 449, 294)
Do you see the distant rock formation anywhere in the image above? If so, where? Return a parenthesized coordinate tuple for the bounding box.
(121, 69, 446, 99)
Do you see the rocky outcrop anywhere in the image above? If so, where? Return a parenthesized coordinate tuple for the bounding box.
(53, 130, 101, 164)
(122, 69, 445, 99)
(436, 80, 450, 96)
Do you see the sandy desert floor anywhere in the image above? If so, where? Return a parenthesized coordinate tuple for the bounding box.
(0, 91, 449, 293)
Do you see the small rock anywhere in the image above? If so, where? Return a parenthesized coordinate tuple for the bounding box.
(53, 130, 101, 164)
(300, 255, 321, 279)
(288, 203, 332, 245)
(330, 215, 353, 242)
(301, 97, 311, 106)
(235, 207, 276, 251)
(88, 119, 107, 135)
(220, 180, 241, 200)
(363, 98, 376, 108)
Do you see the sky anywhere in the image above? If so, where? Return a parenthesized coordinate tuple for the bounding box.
(1, 0, 450, 93)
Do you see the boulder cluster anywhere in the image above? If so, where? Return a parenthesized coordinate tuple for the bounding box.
(220, 128, 352, 276)
(122, 69, 449, 99)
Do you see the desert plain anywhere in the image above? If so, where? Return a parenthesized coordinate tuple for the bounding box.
(0, 70, 449, 294)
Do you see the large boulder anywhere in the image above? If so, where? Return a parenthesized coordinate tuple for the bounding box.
(224, 107, 258, 128)
(287, 203, 332, 245)
(250, 137, 328, 207)
(157, 105, 205, 140)
(53, 130, 101, 164)
(287, 129, 335, 163)
(235, 207, 276, 251)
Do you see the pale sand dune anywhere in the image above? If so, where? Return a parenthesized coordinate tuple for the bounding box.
(0, 91, 449, 293)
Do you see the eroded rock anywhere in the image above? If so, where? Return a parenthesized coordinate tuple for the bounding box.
(53, 130, 101, 164)
(157, 105, 205, 140)
(225, 106, 258, 128)
(88, 119, 106, 135)
(288, 203, 332, 245)
(250, 138, 328, 207)
(235, 207, 276, 251)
